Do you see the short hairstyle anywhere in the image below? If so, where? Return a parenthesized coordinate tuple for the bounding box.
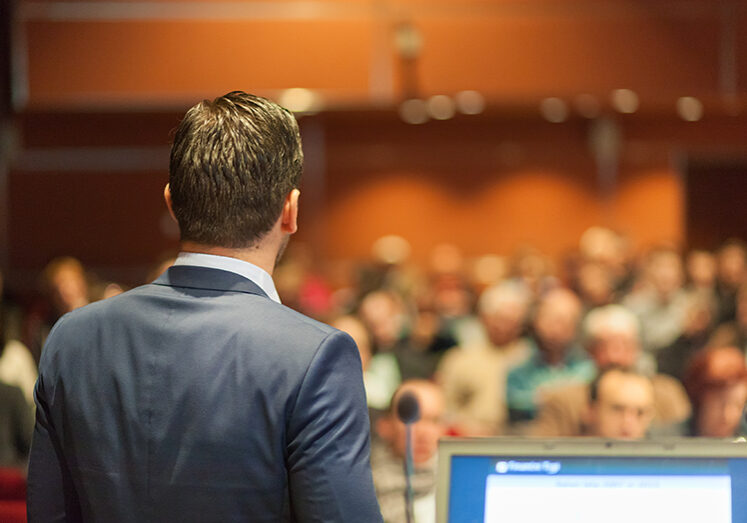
(42, 257, 87, 292)
(534, 287, 581, 321)
(683, 346, 747, 410)
(718, 238, 747, 257)
(589, 366, 650, 403)
(583, 305, 639, 347)
(477, 280, 531, 317)
(169, 91, 303, 248)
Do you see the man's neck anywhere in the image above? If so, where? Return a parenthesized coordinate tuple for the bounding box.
(180, 241, 277, 276)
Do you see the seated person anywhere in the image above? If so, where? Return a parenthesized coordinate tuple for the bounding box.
(683, 345, 747, 437)
(622, 246, 690, 355)
(585, 367, 655, 439)
(530, 304, 691, 437)
(0, 380, 33, 469)
(24, 256, 91, 363)
(506, 288, 595, 423)
(331, 314, 400, 412)
(371, 380, 446, 523)
(436, 281, 531, 435)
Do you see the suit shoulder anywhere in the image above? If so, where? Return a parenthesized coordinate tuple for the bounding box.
(268, 302, 336, 336)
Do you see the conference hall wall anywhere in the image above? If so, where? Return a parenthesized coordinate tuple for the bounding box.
(5, 0, 747, 290)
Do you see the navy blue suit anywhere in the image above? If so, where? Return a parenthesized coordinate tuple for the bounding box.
(28, 266, 383, 522)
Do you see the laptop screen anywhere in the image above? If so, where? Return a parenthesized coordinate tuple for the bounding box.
(437, 438, 747, 523)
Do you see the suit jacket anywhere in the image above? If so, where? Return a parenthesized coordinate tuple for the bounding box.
(28, 266, 383, 523)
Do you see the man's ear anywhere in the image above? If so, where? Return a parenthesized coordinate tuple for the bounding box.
(280, 189, 300, 235)
(164, 183, 178, 223)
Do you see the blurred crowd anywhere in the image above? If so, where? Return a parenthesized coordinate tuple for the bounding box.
(3, 226, 747, 522)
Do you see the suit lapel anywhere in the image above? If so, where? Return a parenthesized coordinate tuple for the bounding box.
(152, 265, 270, 299)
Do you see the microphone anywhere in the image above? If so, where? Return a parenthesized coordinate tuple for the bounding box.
(396, 391, 420, 523)
(397, 391, 421, 425)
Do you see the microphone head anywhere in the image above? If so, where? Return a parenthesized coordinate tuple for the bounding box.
(396, 390, 421, 425)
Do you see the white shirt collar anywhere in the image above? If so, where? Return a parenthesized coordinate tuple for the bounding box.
(173, 252, 281, 304)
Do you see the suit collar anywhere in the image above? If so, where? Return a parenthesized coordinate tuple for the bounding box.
(153, 265, 270, 299)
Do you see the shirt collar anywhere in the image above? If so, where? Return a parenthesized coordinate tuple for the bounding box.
(173, 252, 281, 304)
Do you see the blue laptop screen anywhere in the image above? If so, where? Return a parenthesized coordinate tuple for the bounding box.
(447, 455, 747, 523)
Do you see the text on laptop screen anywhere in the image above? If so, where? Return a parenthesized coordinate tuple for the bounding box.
(447, 455, 747, 523)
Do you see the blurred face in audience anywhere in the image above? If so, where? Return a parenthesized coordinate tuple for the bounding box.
(686, 250, 716, 289)
(587, 370, 655, 439)
(377, 381, 446, 465)
(648, 250, 683, 299)
(358, 291, 405, 349)
(48, 263, 89, 313)
(737, 287, 747, 330)
(577, 262, 614, 307)
(433, 276, 472, 318)
(697, 381, 747, 438)
(682, 295, 714, 337)
(588, 327, 639, 369)
(482, 301, 527, 348)
(718, 244, 746, 288)
(533, 289, 582, 361)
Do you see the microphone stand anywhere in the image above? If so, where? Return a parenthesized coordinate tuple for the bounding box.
(404, 421, 415, 523)
(396, 390, 420, 523)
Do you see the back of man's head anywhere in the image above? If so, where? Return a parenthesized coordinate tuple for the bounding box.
(169, 91, 303, 248)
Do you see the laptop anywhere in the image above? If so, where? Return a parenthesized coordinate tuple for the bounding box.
(437, 437, 747, 523)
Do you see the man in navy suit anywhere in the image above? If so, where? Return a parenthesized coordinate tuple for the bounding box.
(27, 92, 383, 522)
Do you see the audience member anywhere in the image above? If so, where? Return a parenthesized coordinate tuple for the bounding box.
(714, 239, 747, 324)
(0, 337, 37, 407)
(0, 270, 37, 405)
(332, 314, 400, 412)
(359, 289, 442, 381)
(426, 272, 475, 349)
(657, 290, 716, 381)
(9, 228, 747, 450)
(530, 305, 690, 437)
(0, 269, 22, 343)
(574, 260, 617, 312)
(578, 226, 633, 295)
(23, 256, 90, 363)
(709, 282, 747, 354)
(359, 290, 410, 354)
(585, 367, 655, 439)
(623, 246, 689, 355)
(436, 281, 531, 435)
(683, 345, 747, 438)
(685, 249, 717, 294)
(506, 288, 595, 423)
(0, 381, 32, 469)
(510, 246, 558, 299)
(371, 380, 446, 523)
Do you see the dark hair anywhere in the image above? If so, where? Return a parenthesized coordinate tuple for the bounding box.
(683, 346, 747, 411)
(169, 91, 303, 247)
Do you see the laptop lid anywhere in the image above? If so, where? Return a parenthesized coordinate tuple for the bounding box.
(437, 437, 747, 523)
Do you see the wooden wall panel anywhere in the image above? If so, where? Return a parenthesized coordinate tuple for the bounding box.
(9, 109, 747, 292)
(24, 18, 375, 105)
(414, 12, 720, 99)
(18, 1, 743, 107)
(8, 169, 173, 276)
